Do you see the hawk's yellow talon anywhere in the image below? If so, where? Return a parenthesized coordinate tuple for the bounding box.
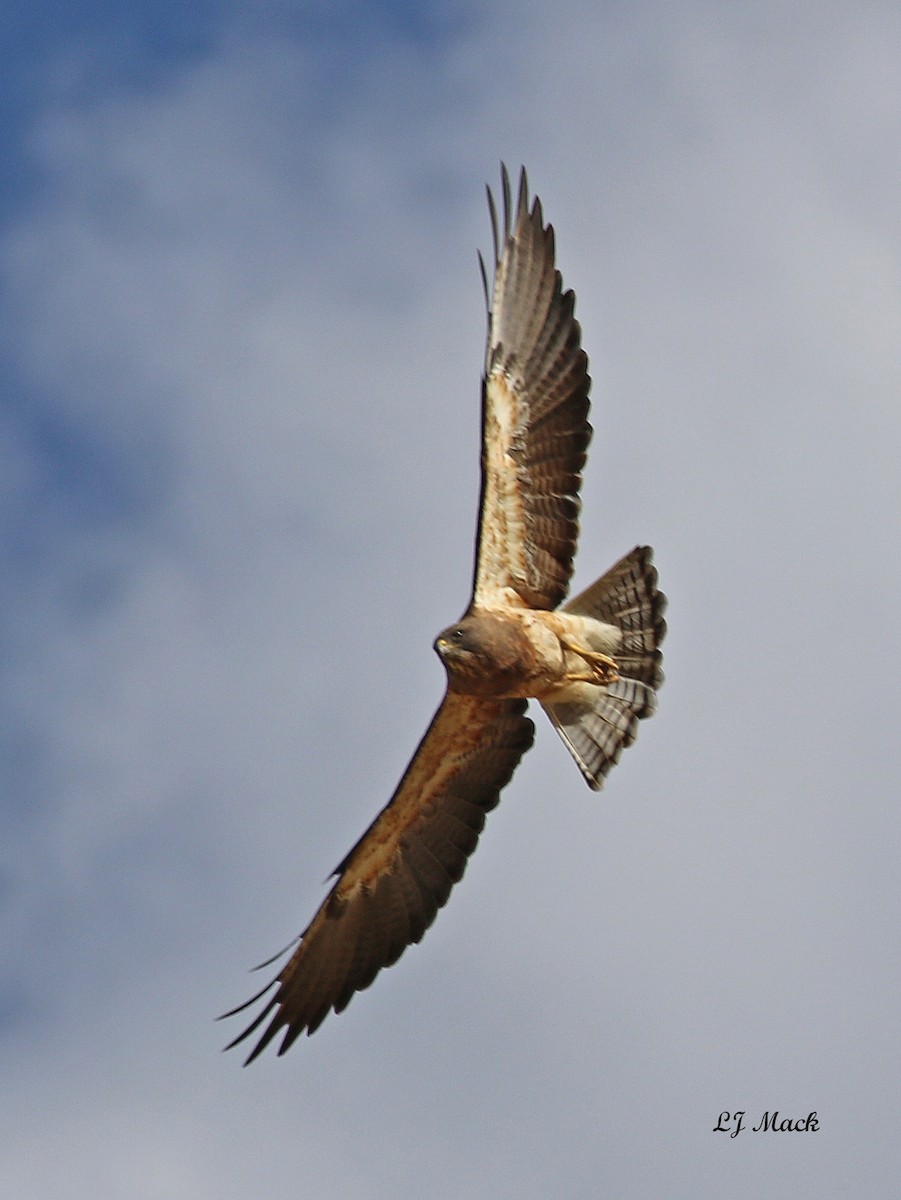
(559, 638, 620, 686)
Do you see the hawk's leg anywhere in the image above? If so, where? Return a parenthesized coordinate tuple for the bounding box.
(559, 638, 620, 686)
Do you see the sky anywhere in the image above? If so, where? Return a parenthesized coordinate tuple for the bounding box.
(2, 1, 900, 1196)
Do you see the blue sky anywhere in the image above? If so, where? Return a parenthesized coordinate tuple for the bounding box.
(3, 2, 900, 1196)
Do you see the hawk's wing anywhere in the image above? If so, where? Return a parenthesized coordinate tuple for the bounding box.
(223, 694, 533, 1062)
(472, 166, 592, 612)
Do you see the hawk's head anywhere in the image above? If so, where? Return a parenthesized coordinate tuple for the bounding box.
(433, 612, 532, 698)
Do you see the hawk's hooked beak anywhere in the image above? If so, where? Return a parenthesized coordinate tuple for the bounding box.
(433, 632, 463, 664)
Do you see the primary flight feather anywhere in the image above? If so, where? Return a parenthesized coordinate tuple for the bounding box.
(222, 166, 666, 1062)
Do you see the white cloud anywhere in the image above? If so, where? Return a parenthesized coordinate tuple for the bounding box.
(2, 3, 900, 1196)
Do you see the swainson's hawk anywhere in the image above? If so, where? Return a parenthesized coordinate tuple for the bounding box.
(223, 167, 666, 1062)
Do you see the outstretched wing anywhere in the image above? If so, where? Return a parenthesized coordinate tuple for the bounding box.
(472, 165, 592, 612)
(223, 694, 533, 1062)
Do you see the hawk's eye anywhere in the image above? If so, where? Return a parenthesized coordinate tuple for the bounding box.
(451, 628, 465, 643)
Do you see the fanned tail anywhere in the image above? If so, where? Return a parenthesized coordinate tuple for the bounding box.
(541, 546, 666, 789)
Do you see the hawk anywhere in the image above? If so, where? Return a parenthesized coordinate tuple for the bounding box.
(223, 166, 666, 1062)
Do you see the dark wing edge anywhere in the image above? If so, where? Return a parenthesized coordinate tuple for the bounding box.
(471, 164, 592, 612)
(221, 693, 534, 1063)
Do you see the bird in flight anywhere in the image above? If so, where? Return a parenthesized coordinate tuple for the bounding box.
(223, 166, 666, 1063)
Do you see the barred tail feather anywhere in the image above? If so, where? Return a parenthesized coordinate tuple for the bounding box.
(541, 546, 666, 790)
